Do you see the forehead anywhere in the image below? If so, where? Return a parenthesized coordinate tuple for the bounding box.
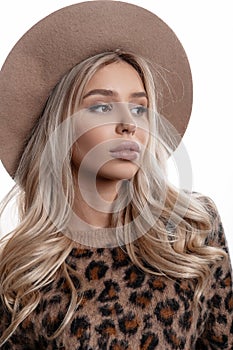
(84, 61, 145, 93)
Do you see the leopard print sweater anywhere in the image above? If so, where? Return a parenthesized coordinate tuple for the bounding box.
(1, 206, 233, 349)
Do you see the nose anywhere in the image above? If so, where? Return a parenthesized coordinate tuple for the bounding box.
(116, 121, 136, 135)
(115, 104, 137, 135)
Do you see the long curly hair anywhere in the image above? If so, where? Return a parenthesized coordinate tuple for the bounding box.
(0, 51, 226, 345)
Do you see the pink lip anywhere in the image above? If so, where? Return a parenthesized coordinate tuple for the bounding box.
(109, 141, 140, 161)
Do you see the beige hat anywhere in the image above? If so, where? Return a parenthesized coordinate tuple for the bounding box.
(0, 1, 193, 177)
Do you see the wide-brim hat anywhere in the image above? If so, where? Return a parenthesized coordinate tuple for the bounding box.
(0, 0, 193, 177)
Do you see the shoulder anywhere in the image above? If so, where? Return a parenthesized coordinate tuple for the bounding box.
(189, 192, 225, 242)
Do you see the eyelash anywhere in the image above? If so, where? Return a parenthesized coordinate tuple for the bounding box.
(131, 105, 148, 117)
(87, 103, 148, 116)
(88, 103, 113, 113)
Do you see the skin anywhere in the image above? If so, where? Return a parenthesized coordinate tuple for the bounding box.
(72, 61, 149, 228)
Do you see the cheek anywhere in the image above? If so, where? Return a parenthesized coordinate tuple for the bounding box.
(136, 127, 149, 147)
(135, 115, 150, 142)
(72, 126, 113, 163)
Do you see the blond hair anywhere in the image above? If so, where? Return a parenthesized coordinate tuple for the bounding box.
(0, 51, 226, 345)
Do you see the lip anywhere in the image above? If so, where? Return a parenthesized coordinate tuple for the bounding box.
(109, 141, 140, 161)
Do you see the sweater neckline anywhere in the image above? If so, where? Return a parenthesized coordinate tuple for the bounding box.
(64, 225, 142, 249)
(65, 226, 123, 249)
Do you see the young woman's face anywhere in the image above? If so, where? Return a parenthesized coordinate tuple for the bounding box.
(72, 61, 149, 181)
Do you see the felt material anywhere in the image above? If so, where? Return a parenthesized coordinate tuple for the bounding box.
(0, 1, 193, 177)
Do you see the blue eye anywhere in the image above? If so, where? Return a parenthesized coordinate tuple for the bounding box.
(88, 103, 113, 113)
(130, 105, 148, 117)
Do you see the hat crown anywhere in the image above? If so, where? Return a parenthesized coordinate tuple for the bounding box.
(0, 1, 192, 177)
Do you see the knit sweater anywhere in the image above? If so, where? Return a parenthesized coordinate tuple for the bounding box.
(1, 208, 233, 349)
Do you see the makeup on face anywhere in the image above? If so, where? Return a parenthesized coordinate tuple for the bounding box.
(109, 140, 141, 161)
(72, 61, 149, 181)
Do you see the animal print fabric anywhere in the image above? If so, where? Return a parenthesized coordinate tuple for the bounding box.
(1, 203, 233, 349)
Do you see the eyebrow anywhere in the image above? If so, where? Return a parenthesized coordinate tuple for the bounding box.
(83, 89, 148, 99)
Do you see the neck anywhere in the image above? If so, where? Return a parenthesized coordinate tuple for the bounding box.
(72, 174, 121, 229)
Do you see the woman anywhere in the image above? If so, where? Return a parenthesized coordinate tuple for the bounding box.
(0, 1, 232, 349)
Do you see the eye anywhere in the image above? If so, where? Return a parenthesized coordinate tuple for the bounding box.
(88, 103, 113, 113)
(130, 105, 148, 117)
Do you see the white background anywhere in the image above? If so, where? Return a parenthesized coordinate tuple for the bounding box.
(0, 1, 232, 259)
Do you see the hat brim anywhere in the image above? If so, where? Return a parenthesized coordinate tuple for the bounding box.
(0, 0, 192, 177)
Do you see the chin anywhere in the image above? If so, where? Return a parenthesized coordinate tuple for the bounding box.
(98, 160, 139, 181)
